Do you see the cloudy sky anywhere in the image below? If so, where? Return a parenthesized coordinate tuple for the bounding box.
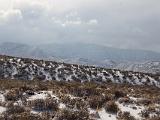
(0, 0, 160, 52)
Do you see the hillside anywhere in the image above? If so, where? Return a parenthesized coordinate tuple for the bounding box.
(1, 42, 160, 74)
(40, 43, 160, 61)
(0, 55, 159, 120)
(59, 59, 160, 74)
(0, 78, 160, 120)
(114, 61, 160, 74)
(0, 55, 159, 88)
(1, 42, 160, 62)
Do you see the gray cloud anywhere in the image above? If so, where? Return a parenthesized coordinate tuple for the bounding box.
(0, 0, 160, 52)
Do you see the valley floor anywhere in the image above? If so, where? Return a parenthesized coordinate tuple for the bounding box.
(0, 79, 159, 120)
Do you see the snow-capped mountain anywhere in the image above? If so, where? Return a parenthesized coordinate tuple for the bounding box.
(0, 55, 159, 88)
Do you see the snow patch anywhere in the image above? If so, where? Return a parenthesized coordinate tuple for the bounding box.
(0, 106, 6, 114)
(98, 108, 117, 120)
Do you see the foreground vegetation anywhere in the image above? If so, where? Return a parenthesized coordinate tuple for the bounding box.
(0, 79, 159, 120)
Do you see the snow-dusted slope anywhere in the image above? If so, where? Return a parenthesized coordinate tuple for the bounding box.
(0, 55, 160, 88)
(70, 59, 160, 74)
(55, 58, 160, 74)
(114, 61, 160, 74)
(1, 42, 160, 74)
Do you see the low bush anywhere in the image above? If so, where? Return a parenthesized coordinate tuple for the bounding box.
(6, 105, 25, 115)
(88, 95, 111, 109)
(31, 98, 58, 111)
(114, 90, 126, 99)
(5, 89, 22, 101)
(57, 109, 89, 120)
(105, 101, 119, 114)
(0, 112, 44, 120)
(118, 111, 136, 120)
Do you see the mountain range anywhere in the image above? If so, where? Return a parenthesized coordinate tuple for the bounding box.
(0, 42, 160, 74)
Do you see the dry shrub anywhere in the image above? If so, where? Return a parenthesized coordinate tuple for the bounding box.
(0, 101, 6, 107)
(141, 105, 160, 119)
(19, 85, 34, 92)
(57, 109, 89, 120)
(60, 95, 71, 104)
(6, 105, 25, 115)
(90, 112, 100, 119)
(147, 105, 157, 113)
(118, 111, 136, 120)
(118, 97, 133, 104)
(114, 90, 126, 99)
(141, 110, 150, 118)
(69, 87, 87, 97)
(69, 83, 100, 97)
(0, 112, 44, 120)
(41, 112, 54, 120)
(32, 98, 58, 111)
(148, 116, 160, 120)
(25, 90, 35, 96)
(5, 89, 22, 101)
(73, 98, 87, 110)
(88, 95, 111, 109)
(137, 98, 152, 106)
(105, 101, 119, 114)
(61, 97, 86, 110)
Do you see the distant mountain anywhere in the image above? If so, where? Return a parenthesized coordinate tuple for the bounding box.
(1, 42, 160, 74)
(0, 42, 48, 59)
(40, 42, 160, 61)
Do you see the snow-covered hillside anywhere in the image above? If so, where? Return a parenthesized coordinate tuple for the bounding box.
(1, 42, 160, 74)
(0, 55, 160, 88)
(61, 59, 160, 74)
(114, 61, 160, 74)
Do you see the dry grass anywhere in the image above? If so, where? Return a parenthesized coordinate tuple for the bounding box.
(56, 109, 90, 120)
(0, 79, 159, 120)
(117, 111, 136, 120)
(31, 98, 58, 111)
(105, 101, 119, 114)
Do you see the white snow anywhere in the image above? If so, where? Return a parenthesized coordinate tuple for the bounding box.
(11, 66, 18, 77)
(98, 108, 117, 120)
(116, 71, 123, 80)
(133, 75, 143, 85)
(27, 91, 49, 101)
(17, 59, 21, 63)
(14, 100, 23, 106)
(27, 91, 59, 101)
(47, 91, 59, 100)
(59, 103, 66, 109)
(0, 106, 6, 114)
(31, 110, 40, 115)
(0, 93, 5, 102)
(117, 102, 144, 120)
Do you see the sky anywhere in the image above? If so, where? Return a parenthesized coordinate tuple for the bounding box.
(0, 0, 160, 52)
